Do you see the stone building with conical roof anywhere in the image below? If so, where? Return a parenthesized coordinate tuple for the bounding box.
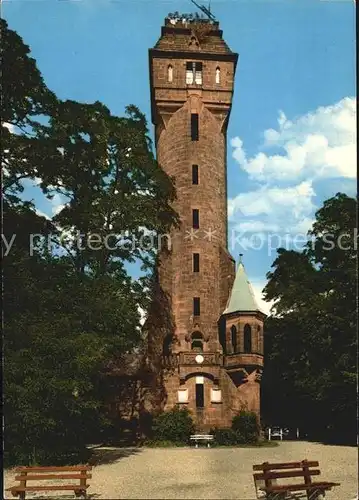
(146, 13, 265, 429)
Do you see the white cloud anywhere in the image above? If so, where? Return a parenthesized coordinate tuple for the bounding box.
(228, 97, 356, 243)
(231, 96, 356, 183)
(234, 220, 280, 233)
(229, 181, 316, 235)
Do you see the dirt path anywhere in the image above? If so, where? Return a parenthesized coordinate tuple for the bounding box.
(4, 441, 357, 499)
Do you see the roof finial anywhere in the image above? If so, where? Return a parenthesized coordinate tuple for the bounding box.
(239, 253, 243, 264)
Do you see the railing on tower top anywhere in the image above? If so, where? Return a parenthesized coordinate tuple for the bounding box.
(165, 13, 219, 29)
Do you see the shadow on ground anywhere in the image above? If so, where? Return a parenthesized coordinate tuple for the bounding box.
(13, 496, 101, 500)
(88, 446, 142, 466)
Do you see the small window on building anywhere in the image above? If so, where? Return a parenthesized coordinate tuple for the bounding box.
(231, 325, 237, 353)
(192, 209, 199, 229)
(192, 164, 199, 184)
(193, 253, 200, 272)
(193, 297, 200, 316)
(215, 66, 220, 84)
(186, 62, 194, 84)
(168, 64, 173, 83)
(191, 113, 199, 141)
(244, 324, 252, 353)
(186, 62, 202, 85)
(195, 62, 202, 84)
(178, 389, 188, 403)
(211, 388, 222, 403)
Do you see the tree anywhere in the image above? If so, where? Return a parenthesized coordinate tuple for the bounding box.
(2, 20, 178, 464)
(262, 193, 357, 444)
(151, 406, 195, 443)
(1, 18, 59, 208)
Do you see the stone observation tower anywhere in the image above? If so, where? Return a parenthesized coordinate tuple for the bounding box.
(148, 11, 265, 429)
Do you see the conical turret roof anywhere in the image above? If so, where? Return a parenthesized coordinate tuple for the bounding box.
(224, 258, 262, 315)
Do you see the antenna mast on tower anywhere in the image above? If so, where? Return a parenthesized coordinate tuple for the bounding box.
(190, 0, 216, 21)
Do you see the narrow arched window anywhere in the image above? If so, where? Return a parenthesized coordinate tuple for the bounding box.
(191, 331, 203, 351)
(231, 325, 237, 353)
(244, 324, 252, 353)
(168, 64, 173, 83)
(215, 66, 220, 84)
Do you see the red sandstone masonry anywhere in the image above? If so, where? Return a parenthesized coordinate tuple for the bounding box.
(147, 19, 263, 428)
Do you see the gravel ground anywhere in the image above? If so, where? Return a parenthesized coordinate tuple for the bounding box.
(4, 441, 357, 500)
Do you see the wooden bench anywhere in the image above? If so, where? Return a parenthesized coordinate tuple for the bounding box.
(6, 465, 92, 499)
(190, 434, 214, 448)
(253, 460, 340, 499)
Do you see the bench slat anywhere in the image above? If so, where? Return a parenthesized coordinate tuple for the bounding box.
(8, 485, 89, 492)
(263, 481, 340, 493)
(253, 461, 319, 471)
(254, 470, 320, 481)
(15, 465, 91, 472)
(15, 473, 92, 481)
(190, 437, 213, 439)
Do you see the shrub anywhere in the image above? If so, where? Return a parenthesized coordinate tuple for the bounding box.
(212, 428, 241, 446)
(144, 439, 185, 448)
(232, 411, 260, 443)
(151, 406, 195, 443)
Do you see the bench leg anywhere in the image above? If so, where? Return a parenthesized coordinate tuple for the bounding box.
(75, 490, 87, 499)
(195, 442, 198, 448)
(207, 442, 210, 448)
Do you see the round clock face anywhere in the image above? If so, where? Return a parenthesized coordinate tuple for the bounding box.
(195, 354, 204, 364)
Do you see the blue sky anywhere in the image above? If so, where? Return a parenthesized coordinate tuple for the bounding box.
(3, 0, 356, 313)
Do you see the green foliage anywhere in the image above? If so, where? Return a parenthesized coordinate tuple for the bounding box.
(143, 440, 185, 448)
(2, 20, 178, 465)
(151, 407, 195, 443)
(211, 410, 260, 446)
(232, 411, 259, 443)
(212, 428, 241, 446)
(262, 193, 357, 445)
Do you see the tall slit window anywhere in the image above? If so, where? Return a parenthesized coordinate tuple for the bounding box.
(215, 66, 220, 84)
(168, 64, 173, 83)
(195, 62, 203, 84)
(191, 113, 199, 141)
(244, 324, 252, 353)
(193, 253, 200, 272)
(195, 383, 204, 408)
(231, 325, 237, 353)
(193, 297, 200, 316)
(192, 209, 199, 229)
(186, 61, 202, 85)
(192, 164, 199, 184)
